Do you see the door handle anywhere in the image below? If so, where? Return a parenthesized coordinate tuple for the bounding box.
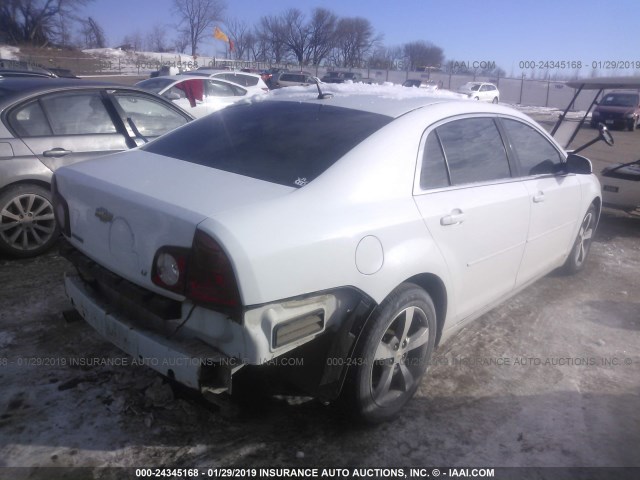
(43, 148, 72, 158)
(440, 209, 466, 226)
(533, 191, 545, 203)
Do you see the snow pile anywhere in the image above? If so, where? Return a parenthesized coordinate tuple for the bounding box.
(267, 81, 468, 100)
(0, 45, 20, 60)
(82, 47, 127, 57)
(514, 104, 589, 119)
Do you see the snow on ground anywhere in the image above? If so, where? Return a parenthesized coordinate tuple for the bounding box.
(0, 45, 20, 60)
(512, 104, 590, 119)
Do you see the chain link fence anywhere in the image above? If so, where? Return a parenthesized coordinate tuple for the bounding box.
(16, 52, 600, 111)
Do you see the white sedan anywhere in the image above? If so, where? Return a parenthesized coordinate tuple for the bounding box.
(53, 85, 600, 422)
(136, 75, 264, 117)
(181, 69, 269, 96)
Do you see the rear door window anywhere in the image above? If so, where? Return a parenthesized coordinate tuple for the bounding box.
(436, 117, 511, 185)
(419, 131, 450, 190)
(8, 101, 52, 136)
(40, 93, 117, 135)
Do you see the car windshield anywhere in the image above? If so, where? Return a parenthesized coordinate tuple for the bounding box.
(142, 101, 392, 187)
(136, 77, 175, 94)
(601, 93, 639, 107)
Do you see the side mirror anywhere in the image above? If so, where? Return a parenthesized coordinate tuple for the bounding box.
(565, 153, 593, 175)
(164, 92, 181, 100)
(572, 123, 614, 154)
(598, 123, 614, 146)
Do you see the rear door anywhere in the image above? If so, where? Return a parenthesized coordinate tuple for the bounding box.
(413, 116, 530, 322)
(8, 90, 130, 171)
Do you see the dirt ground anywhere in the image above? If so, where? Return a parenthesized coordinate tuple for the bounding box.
(0, 115, 639, 479)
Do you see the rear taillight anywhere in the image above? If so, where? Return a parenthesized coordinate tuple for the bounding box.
(51, 175, 71, 237)
(186, 229, 241, 309)
(151, 246, 189, 294)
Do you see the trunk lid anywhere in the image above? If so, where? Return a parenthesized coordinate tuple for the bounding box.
(55, 150, 295, 296)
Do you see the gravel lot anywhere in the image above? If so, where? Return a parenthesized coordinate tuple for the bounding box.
(0, 108, 638, 479)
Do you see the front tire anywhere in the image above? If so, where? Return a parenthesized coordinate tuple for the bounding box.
(0, 184, 59, 258)
(628, 118, 637, 131)
(344, 283, 436, 423)
(492, 97, 499, 104)
(562, 204, 597, 274)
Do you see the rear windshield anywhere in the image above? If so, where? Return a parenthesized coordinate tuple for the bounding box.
(143, 101, 392, 187)
(137, 77, 175, 94)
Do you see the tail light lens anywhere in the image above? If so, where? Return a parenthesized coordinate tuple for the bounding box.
(186, 229, 241, 309)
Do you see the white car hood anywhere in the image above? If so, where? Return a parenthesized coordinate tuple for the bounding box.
(56, 149, 294, 296)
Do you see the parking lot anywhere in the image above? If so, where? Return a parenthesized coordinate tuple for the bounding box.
(0, 97, 638, 477)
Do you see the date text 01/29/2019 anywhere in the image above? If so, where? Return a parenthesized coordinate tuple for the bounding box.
(519, 60, 640, 70)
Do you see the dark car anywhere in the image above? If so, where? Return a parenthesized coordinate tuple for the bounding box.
(590, 91, 640, 131)
(0, 78, 194, 258)
(0, 58, 75, 78)
(320, 71, 363, 84)
(0, 69, 56, 79)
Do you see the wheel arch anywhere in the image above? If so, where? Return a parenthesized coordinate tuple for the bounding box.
(403, 273, 448, 347)
(0, 178, 52, 197)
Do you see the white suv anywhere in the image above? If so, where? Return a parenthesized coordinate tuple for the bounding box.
(54, 85, 599, 422)
(458, 82, 500, 103)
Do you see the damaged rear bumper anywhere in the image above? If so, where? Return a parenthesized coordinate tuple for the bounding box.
(65, 273, 242, 393)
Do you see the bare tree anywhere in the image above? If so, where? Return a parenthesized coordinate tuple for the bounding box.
(0, 0, 91, 46)
(247, 30, 269, 62)
(173, 0, 226, 57)
(280, 8, 309, 65)
(146, 24, 167, 52)
(368, 46, 403, 70)
(331, 17, 379, 68)
(173, 30, 190, 53)
(256, 15, 288, 63)
(305, 7, 336, 65)
(80, 16, 106, 49)
(225, 17, 251, 60)
(403, 41, 444, 71)
(122, 31, 144, 51)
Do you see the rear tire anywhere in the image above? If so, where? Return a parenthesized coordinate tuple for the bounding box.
(0, 184, 59, 258)
(562, 204, 597, 274)
(343, 283, 436, 423)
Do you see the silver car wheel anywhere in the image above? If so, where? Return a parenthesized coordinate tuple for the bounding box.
(0, 191, 56, 254)
(573, 209, 594, 268)
(370, 306, 431, 408)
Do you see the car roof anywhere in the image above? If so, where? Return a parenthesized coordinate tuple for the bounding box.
(143, 75, 249, 89)
(261, 83, 516, 118)
(566, 76, 640, 90)
(0, 77, 161, 109)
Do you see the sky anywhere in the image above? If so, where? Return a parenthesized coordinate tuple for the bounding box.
(84, 0, 640, 76)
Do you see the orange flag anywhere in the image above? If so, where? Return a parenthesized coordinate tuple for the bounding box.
(213, 27, 229, 43)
